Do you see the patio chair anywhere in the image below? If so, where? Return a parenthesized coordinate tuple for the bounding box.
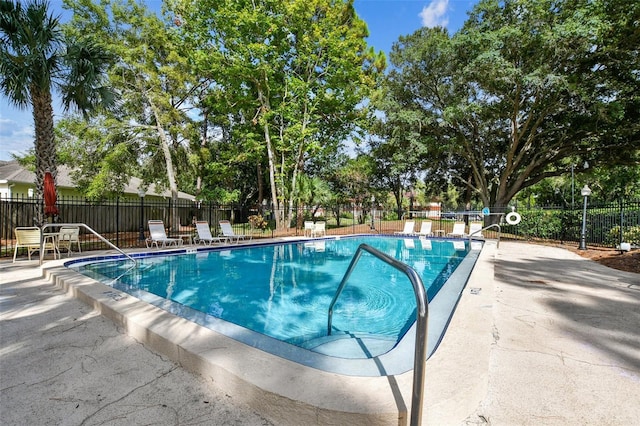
(304, 221, 315, 237)
(219, 220, 246, 243)
(310, 221, 326, 238)
(446, 222, 466, 237)
(394, 220, 415, 235)
(468, 223, 484, 239)
(194, 221, 227, 246)
(146, 220, 183, 248)
(57, 226, 81, 256)
(13, 227, 51, 262)
(416, 221, 433, 237)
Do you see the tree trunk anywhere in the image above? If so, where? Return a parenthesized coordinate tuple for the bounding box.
(196, 111, 208, 198)
(263, 121, 280, 228)
(31, 87, 57, 224)
(150, 100, 179, 231)
(256, 83, 281, 230)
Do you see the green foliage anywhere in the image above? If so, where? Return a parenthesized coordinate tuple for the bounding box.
(608, 226, 640, 245)
(173, 0, 383, 227)
(374, 0, 639, 211)
(248, 214, 268, 230)
(62, 0, 197, 203)
(510, 209, 566, 240)
(0, 0, 113, 205)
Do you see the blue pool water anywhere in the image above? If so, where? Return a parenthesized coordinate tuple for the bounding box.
(69, 236, 477, 374)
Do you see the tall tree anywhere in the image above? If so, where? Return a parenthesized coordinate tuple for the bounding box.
(0, 0, 113, 218)
(171, 0, 384, 229)
(377, 0, 639, 211)
(62, 0, 199, 227)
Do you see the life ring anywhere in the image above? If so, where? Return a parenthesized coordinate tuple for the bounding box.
(505, 212, 522, 225)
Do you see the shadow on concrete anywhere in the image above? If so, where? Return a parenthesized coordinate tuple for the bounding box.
(495, 254, 640, 371)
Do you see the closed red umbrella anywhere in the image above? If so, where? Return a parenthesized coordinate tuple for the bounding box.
(44, 171, 59, 217)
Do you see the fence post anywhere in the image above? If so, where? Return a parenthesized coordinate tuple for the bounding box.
(116, 197, 120, 247)
(619, 198, 624, 248)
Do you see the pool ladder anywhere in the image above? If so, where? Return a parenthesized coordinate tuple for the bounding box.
(468, 223, 502, 248)
(327, 243, 428, 426)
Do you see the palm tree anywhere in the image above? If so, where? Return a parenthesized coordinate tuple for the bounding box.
(0, 0, 113, 220)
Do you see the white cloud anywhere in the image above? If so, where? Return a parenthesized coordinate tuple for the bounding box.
(419, 0, 450, 28)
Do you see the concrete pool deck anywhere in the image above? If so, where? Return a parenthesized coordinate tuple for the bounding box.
(1, 240, 639, 425)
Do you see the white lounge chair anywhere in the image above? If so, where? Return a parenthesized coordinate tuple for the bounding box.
(146, 220, 183, 248)
(310, 221, 326, 238)
(13, 227, 55, 262)
(468, 223, 484, 238)
(194, 221, 226, 245)
(58, 226, 81, 256)
(446, 222, 466, 237)
(394, 220, 415, 235)
(416, 221, 433, 237)
(219, 220, 246, 243)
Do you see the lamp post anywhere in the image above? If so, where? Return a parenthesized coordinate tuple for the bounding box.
(370, 195, 375, 230)
(138, 188, 146, 242)
(579, 185, 591, 250)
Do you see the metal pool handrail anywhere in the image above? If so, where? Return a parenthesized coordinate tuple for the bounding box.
(327, 243, 428, 426)
(468, 223, 501, 248)
(40, 223, 136, 266)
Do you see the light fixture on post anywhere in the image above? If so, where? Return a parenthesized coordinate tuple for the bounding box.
(370, 195, 375, 231)
(138, 188, 146, 242)
(579, 185, 591, 250)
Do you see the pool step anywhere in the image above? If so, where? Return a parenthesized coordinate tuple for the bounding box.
(301, 332, 398, 359)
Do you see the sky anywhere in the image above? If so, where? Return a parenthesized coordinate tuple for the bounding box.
(0, 0, 478, 161)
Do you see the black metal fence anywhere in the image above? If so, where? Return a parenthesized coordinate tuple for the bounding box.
(501, 200, 640, 247)
(2, 195, 639, 258)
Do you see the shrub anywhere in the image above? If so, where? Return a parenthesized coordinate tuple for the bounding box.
(607, 225, 640, 245)
(248, 214, 268, 230)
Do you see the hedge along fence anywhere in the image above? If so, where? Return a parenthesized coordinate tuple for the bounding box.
(501, 200, 640, 246)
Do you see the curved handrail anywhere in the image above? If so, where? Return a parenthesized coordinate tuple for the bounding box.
(327, 243, 428, 426)
(40, 223, 136, 266)
(468, 223, 501, 248)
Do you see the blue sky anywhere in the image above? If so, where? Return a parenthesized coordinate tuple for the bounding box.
(0, 0, 477, 161)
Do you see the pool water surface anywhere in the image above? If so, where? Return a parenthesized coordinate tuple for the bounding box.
(68, 236, 481, 375)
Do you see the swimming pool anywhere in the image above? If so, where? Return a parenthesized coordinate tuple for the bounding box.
(68, 236, 481, 376)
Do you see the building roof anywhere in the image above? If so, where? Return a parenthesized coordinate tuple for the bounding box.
(0, 160, 195, 201)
